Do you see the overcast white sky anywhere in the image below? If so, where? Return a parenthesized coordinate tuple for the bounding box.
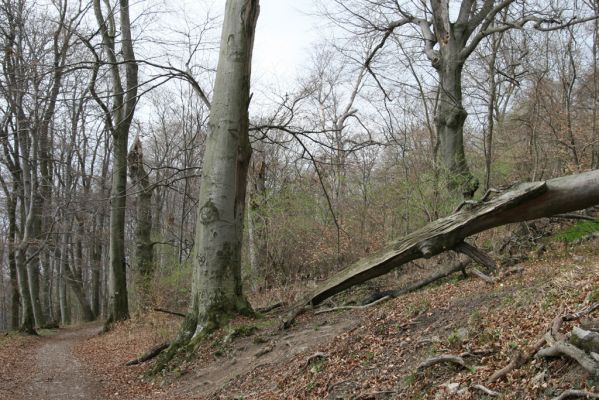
(252, 0, 321, 87)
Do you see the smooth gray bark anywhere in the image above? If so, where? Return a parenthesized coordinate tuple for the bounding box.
(188, 0, 259, 334)
(150, 0, 260, 374)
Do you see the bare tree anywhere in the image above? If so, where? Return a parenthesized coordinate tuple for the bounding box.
(324, 0, 597, 197)
(92, 0, 139, 324)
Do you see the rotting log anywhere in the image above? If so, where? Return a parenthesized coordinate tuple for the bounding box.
(283, 170, 599, 328)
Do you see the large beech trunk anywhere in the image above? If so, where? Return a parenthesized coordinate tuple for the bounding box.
(150, 0, 259, 374)
(284, 170, 599, 326)
(187, 0, 259, 335)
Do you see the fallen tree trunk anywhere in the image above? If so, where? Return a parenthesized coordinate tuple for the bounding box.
(283, 170, 599, 327)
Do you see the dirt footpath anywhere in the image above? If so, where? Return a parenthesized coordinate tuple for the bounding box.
(9, 324, 103, 400)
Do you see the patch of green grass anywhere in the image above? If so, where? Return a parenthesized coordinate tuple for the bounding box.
(552, 221, 599, 243)
(361, 351, 376, 366)
(588, 288, 599, 303)
(403, 373, 417, 386)
(501, 293, 515, 307)
(406, 299, 431, 318)
(447, 331, 462, 347)
(309, 358, 326, 373)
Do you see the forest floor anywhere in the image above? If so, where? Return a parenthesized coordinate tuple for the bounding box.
(1, 234, 599, 399)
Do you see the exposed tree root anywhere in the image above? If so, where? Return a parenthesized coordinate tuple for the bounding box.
(564, 302, 599, 322)
(499, 265, 524, 278)
(536, 341, 599, 375)
(146, 313, 199, 376)
(471, 384, 501, 397)
(490, 300, 599, 384)
(487, 349, 526, 384)
(551, 389, 599, 400)
(417, 354, 471, 371)
(19, 326, 38, 336)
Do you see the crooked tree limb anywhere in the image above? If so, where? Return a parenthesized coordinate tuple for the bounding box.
(394, 258, 472, 294)
(153, 307, 186, 318)
(126, 342, 170, 366)
(283, 170, 599, 328)
(455, 241, 497, 272)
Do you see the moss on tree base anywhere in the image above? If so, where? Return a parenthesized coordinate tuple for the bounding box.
(147, 296, 255, 377)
